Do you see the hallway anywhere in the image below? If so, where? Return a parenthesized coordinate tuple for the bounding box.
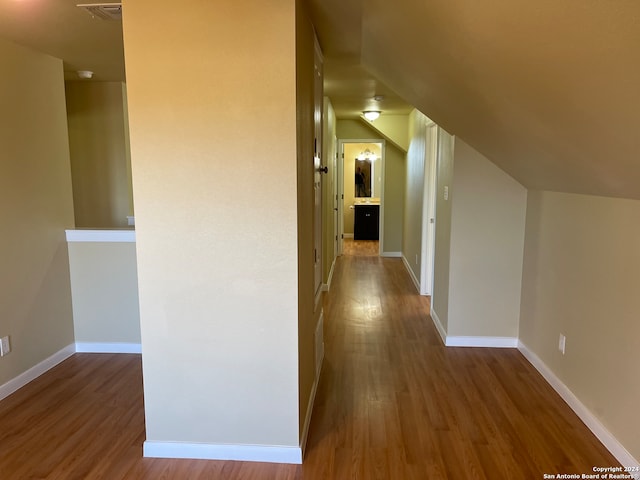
(0, 254, 618, 478)
(303, 254, 617, 478)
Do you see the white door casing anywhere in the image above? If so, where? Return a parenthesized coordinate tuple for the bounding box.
(420, 122, 438, 296)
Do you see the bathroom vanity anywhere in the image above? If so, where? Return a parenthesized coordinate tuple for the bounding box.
(354, 203, 379, 240)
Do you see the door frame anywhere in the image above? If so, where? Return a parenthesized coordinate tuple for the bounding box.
(337, 138, 386, 255)
(420, 121, 438, 295)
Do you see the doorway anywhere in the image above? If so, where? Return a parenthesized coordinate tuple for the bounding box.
(337, 139, 385, 257)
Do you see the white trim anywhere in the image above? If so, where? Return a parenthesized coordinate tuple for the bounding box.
(314, 312, 324, 379)
(65, 229, 136, 243)
(300, 313, 324, 456)
(378, 141, 386, 256)
(518, 341, 640, 474)
(446, 336, 518, 348)
(327, 258, 335, 288)
(430, 307, 447, 345)
(420, 122, 438, 296)
(143, 441, 303, 464)
(0, 343, 75, 401)
(322, 259, 336, 292)
(75, 342, 142, 354)
(401, 255, 420, 292)
(343, 233, 354, 239)
(301, 372, 320, 457)
(380, 251, 402, 258)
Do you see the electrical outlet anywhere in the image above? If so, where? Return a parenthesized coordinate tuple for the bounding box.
(558, 334, 566, 355)
(0, 336, 10, 357)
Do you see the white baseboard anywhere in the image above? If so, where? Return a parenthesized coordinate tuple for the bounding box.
(446, 336, 518, 348)
(381, 251, 402, 258)
(314, 312, 324, 379)
(75, 342, 142, 354)
(301, 312, 324, 455)
(430, 307, 447, 345)
(322, 259, 336, 292)
(429, 309, 517, 349)
(0, 343, 75, 402)
(401, 255, 420, 292)
(301, 362, 322, 457)
(327, 258, 335, 290)
(144, 441, 302, 464)
(518, 341, 640, 474)
(343, 233, 354, 239)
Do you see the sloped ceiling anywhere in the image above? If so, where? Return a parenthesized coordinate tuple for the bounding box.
(310, 0, 640, 199)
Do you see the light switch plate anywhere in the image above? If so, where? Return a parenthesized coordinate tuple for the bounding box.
(0, 336, 10, 356)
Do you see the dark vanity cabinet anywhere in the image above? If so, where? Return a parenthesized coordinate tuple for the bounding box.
(354, 204, 379, 240)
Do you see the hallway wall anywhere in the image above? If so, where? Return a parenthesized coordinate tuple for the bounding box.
(403, 110, 428, 282)
(431, 135, 526, 341)
(447, 139, 526, 337)
(431, 128, 454, 330)
(520, 190, 640, 461)
(65, 81, 132, 228)
(0, 38, 75, 387)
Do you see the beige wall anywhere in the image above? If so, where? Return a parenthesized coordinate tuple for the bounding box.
(336, 119, 405, 253)
(520, 190, 640, 460)
(403, 110, 427, 280)
(382, 144, 405, 253)
(0, 38, 75, 385)
(122, 84, 134, 217)
(431, 127, 454, 328)
(447, 138, 527, 337)
(65, 81, 132, 228)
(68, 241, 140, 344)
(123, 0, 300, 448)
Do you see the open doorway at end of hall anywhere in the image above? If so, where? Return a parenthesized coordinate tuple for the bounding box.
(338, 139, 384, 257)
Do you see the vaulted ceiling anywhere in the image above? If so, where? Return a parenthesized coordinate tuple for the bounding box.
(2, 1, 639, 199)
(309, 0, 640, 199)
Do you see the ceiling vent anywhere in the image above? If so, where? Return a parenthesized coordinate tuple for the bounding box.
(77, 3, 122, 21)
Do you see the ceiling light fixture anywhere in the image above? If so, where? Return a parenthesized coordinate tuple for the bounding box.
(357, 148, 377, 161)
(77, 70, 94, 79)
(363, 111, 381, 122)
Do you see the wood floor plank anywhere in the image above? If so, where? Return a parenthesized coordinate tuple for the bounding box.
(0, 246, 621, 478)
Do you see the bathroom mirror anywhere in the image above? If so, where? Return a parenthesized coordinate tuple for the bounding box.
(355, 159, 372, 197)
(347, 143, 381, 198)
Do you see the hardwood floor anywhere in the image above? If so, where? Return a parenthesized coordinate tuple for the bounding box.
(0, 255, 618, 478)
(342, 238, 379, 257)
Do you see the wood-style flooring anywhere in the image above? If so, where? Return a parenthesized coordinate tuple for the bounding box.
(342, 238, 379, 257)
(0, 251, 618, 478)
